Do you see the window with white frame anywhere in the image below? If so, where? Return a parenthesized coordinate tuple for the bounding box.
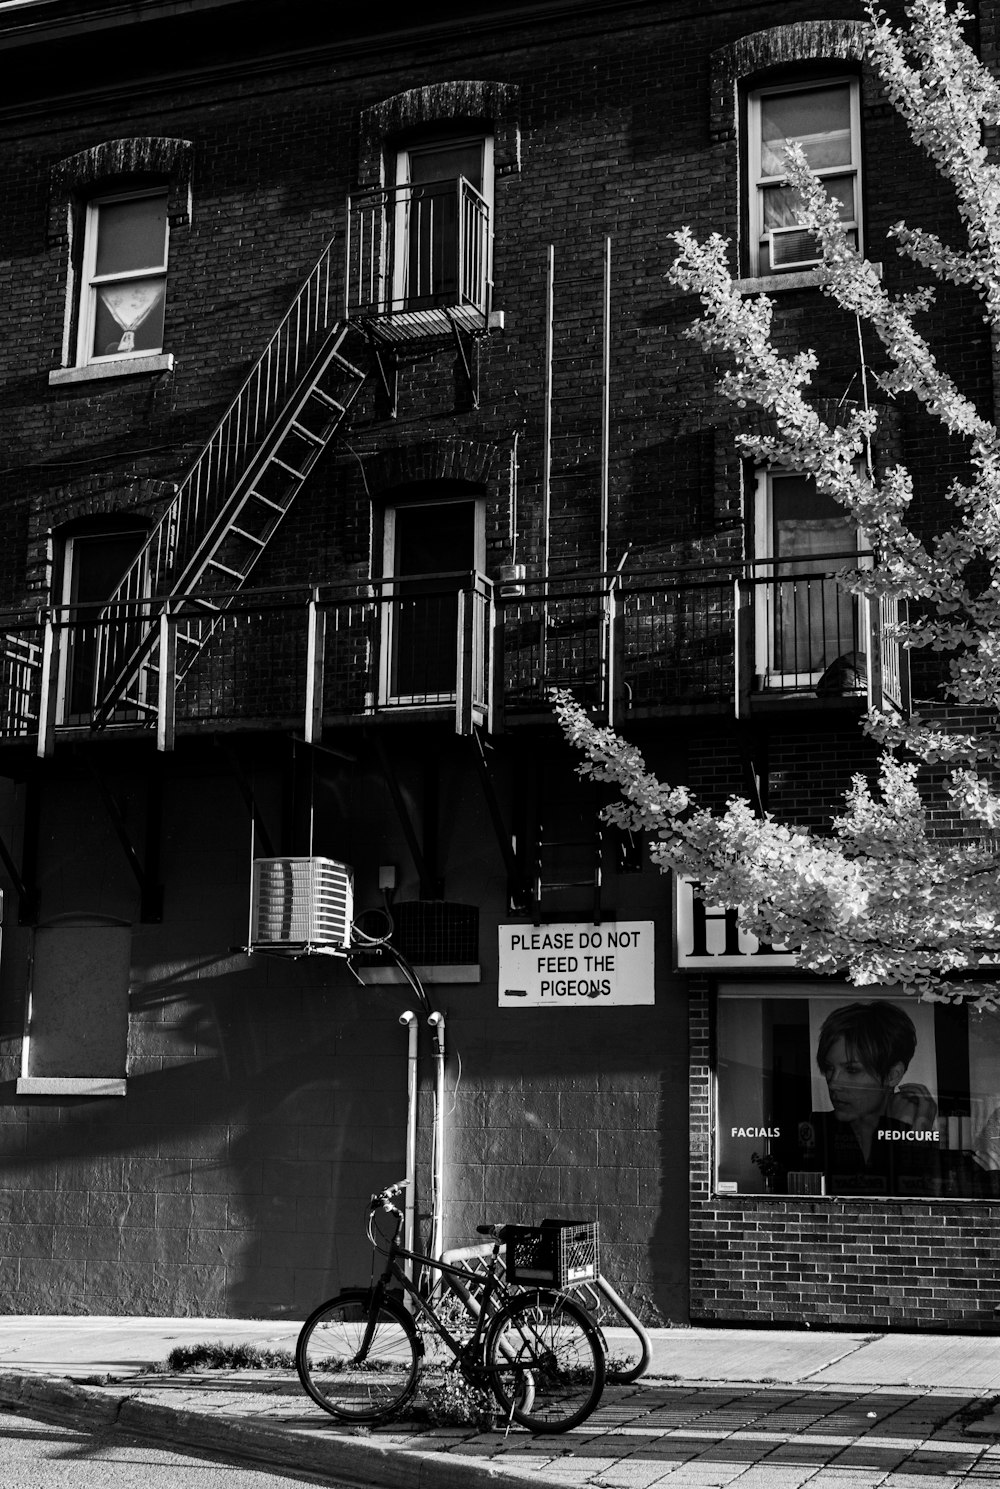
(57, 524, 148, 723)
(391, 133, 492, 314)
(748, 77, 861, 275)
(753, 469, 865, 690)
(379, 491, 485, 705)
(77, 189, 169, 364)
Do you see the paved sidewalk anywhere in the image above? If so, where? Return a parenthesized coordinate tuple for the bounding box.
(2, 1317, 1000, 1487)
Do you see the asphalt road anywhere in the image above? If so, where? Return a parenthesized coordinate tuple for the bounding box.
(0, 1405, 357, 1489)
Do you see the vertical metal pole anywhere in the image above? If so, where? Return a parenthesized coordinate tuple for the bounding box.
(541, 246, 554, 678)
(600, 236, 612, 712)
(600, 235, 611, 581)
(400, 1010, 419, 1295)
(455, 588, 469, 735)
(156, 606, 176, 753)
(36, 616, 57, 760)
(344, 195, 352, 322)
(304, 588, 325, 746)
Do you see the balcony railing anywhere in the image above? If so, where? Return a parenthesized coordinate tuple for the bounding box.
(0, 564, 909, 750)
(735, 555, 904, 713)
(345, 177, 490, 341)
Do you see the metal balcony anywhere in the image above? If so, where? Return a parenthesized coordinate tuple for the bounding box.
(0, 563, 909, 751)
(345, 177, 491, 344)
(735, 557, 910, 715)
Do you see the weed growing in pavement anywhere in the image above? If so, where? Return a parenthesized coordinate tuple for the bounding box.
(413, 1367, 499, 1431)
(164, 1342, 295, 1372)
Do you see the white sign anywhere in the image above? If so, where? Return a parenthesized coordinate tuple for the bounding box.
(674, 877, 796, 970)
(498, 922, 655, 1007)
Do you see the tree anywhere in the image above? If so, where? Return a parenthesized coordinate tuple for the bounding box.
(556, 0, 1000, 1007)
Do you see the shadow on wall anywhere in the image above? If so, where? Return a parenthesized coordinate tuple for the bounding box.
(0, 953, 413, 1318)
(0, 948, 690, 1322)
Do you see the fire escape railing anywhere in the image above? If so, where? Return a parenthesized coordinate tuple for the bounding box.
(346, 177, 491, 334)
(0, 564, 911, 750)
(109, 239, 339, 614)
(89, 238, 343, 721)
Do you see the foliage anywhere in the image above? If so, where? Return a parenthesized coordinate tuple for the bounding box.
(417, 1367, 499, 1430)
(164, 1341, 295, 1371)
(557, 0, 1000, 1007)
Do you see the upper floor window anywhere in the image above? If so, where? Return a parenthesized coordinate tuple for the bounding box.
(753, 469, 865, 691)
(391, 132, 492, 315)
(77, 189, 169, 365)
(748, 77, 861, 275)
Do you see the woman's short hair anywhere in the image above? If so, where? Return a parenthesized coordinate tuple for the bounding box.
(816, 1000, 917, 1082)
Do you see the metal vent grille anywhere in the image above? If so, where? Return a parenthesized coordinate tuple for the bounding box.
(250, 857, 354, 950)
(356, 901, 479, 965)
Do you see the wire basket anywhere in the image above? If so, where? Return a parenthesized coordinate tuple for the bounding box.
(505, 1220, 599, 1285)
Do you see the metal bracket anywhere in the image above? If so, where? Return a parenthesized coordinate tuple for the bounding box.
(217, 738, 277, 860)
(0, 791, 37, 925)
(370, 343, 399, 419)
(734, 723, 767, 820)
(85, 754, 164, 921)
(446, 313, 480, 409)
(470, 727, 533, 912)
(368, 731, 441, 899)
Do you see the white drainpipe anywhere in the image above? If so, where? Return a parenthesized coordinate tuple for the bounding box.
(398, 1010, 419, 1288)
(427, 1011, 446, 1259)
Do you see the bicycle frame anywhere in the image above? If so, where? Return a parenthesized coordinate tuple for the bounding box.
(365, 1201, 512, 1371)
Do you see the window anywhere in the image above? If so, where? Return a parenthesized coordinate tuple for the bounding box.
(57, 524, 148, 723)
(391, 134, 492, 315)
(77, 189, 169, 365)
(380, 492, 485, 705)
(753, 470, 865, 691)
(17, 923, 130, 1096)
(716, 986, 1000, 1200)
(748, 77, 861, 275)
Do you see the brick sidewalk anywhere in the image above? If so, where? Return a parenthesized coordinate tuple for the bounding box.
(2, 1364, 1000, 1488)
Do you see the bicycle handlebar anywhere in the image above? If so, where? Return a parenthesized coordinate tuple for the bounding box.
(369, 1179, 409, 1215)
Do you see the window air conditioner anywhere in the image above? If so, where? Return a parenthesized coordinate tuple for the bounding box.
(250, 857, 354, 954)
(768, 225, 822, 270)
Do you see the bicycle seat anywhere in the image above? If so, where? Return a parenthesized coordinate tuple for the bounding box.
(476, 1223, 503, 1238)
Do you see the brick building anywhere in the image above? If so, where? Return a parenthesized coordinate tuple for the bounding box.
(0, 0, 996, 1328)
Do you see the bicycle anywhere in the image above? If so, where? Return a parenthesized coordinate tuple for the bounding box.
(440, 1233, 652, 1384)
(295, 1180, 605, 1433)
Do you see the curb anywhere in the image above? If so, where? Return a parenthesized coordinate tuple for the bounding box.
(0, 1370, 561, 1489)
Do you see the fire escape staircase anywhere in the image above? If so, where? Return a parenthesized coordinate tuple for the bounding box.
(88, 238, 367, 732)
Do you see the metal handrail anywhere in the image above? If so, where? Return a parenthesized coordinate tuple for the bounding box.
(0, 561, 911, 746)
(97, 236, 339, 620)
(346, 177, 490, 320)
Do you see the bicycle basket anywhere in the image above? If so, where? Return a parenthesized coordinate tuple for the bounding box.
(505, 1220, 599, 1285)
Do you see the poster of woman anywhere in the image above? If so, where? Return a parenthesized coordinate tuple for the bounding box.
(715, 986, 1000, 1198)
(803, 999, 940, 1195)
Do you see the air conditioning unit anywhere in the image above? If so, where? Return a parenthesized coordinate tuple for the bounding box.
(250, 857, 354, 954)
(768, 224, 822, 270)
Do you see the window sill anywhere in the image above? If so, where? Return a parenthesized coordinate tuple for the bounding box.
(17, 1076, 126, 1096)
(736, 262, 882, 295)
(48, 353, 174, 386)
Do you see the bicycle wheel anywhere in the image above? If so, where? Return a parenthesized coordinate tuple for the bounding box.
(296, 1290, 420, 1423)
(483, 1289, 605, 1432)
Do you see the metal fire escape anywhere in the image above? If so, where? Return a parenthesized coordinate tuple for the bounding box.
(85, 238, 367, 733)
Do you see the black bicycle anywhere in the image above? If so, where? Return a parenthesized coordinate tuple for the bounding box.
(296, 1180, 605, 1432)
